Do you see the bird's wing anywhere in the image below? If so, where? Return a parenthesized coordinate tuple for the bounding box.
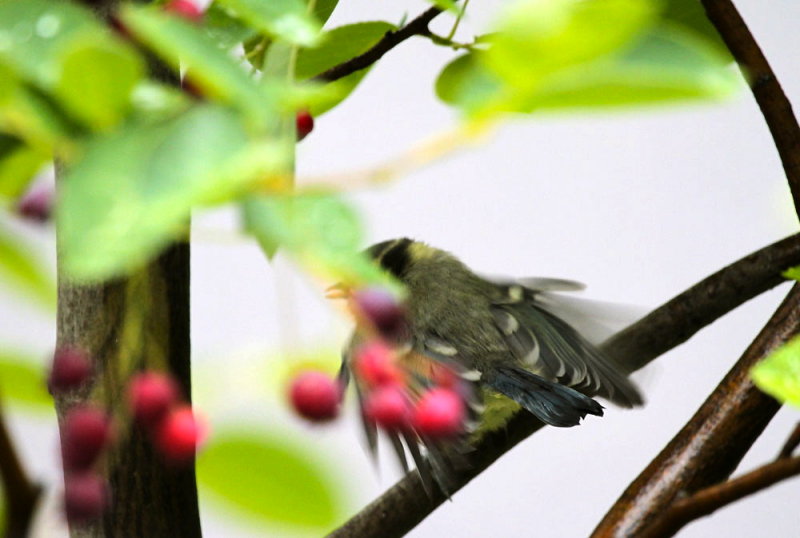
(489, 285, 643, 408)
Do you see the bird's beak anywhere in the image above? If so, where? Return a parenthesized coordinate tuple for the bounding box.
(325, 283, 350, 300)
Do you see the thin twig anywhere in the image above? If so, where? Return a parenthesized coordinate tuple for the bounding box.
(314, 6, 444, 83)
(0, 398, 41, 538)
(701, 0, 800, 212)
(778, 422, 800, 459)
(642, 455, 800, 537)
(327, 233, 800, 537)
(593, 285, 800, 538)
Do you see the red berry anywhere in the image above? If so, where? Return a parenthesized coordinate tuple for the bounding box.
(296, 110, 314, 141)
(354, 342, 403, 387)
(64, 473, 108, 525)
(61, 406, 113, 471)
(128, 372, 180, 428)
(431, 363, 458, 388)
(364, 386, 411, 431)
(353, 287, 407, 340)
(289, 371, 341, 422)
(154, 406, 204, 464)
(16, 184, 52, 223)
(413, 388, 465, 438)
(49, 347, 92, 394)
(165, 0, 204, 22)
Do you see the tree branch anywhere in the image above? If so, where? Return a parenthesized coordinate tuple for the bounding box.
(778, 421, 800, 459)
(314, 6, 444, 83)
(592, 284, 800, 537)
(642, 455, 800, 537)
(328, 233, 800, 537)
(0, 399, 41, 538)
(701, 0, 800, 212)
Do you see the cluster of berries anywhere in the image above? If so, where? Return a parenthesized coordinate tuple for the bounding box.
(289, 288, 467, 439)
(49, 347, 203, 525)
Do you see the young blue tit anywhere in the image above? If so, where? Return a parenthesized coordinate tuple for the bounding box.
(338, 238, 643, 492)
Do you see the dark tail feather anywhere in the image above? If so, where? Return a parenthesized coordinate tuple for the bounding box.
(486, 366, 604, 427)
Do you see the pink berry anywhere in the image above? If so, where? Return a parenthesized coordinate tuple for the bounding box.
(289, 371, 341, 422)
(64, 473, 108, 525)
(354, 342, 403, 387)
(296, 110, 314, 141)
(353, 288, 407, 340)
(364, 386, 411, 431)
(49, 347, 92, 394)
(154, 406, 204, 464)
(16, 185, 53, 223)
(128, 372, 180, 428)
(413, 388, 465, 438)
(165, 0, 204, 22)
(61, 406, 113, 471)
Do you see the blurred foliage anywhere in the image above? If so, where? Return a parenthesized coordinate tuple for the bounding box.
(0, 349, 52, 412)
(0, 222, 54, 308)
(752, 335, 800, 408)
(198, 430, 345, 532)
(0, 0, 739, 284)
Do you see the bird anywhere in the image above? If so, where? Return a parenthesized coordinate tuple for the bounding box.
(335, 238, 643, 493)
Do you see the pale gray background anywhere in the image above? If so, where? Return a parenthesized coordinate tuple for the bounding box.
(3, 0, 800, 536)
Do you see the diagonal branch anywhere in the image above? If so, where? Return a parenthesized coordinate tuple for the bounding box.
(314, 6, 444, 83)
(0, 398, 41, 538)
(778, 421, 800, 459)
(701, 0, 800, 212)
(328, 233, 800, 537)
(592, 284, 800, 537)
(642, 454, 800, 537)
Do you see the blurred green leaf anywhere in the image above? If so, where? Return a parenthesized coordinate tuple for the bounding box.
(204, 2, 259, 50)
(0, 0, 143, 130)
(120, 5, 272, 127)
(216, 0, 321, 47)
(198, 431, 342, 529)
(295, 21, 395, 116)
(752, 335, 800, 407)
(0, 64, 78, 150)
(311, 0, 339, 25)
(663, 0, 730, 57)
(0, 134, 47, 198)
(435, 53, 504, 113)
(518, 25, 740, 112)
(243, 193, 389, 285)
(59, 105, 289, 280)
(484, 0, 657, 89)
(0, 223, 55, 308)
(427, 0, 459, 12)
(784, 266, 800, 281)
(0, 349, 51, 411)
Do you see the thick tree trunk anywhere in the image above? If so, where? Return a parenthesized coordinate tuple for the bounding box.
(55, 242, 201, 537)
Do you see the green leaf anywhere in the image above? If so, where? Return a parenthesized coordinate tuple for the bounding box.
(0, 134, 47, 198)
(198, 431, 342, 529)
(59, 105, 290, 281)
(243, 193, 389, 285)
(784, 266, 800, 281)
(0, 0, 144, 130)
(204, 2, 259, 50)
(435, 53, 504, 113)
(0, 350, 52, 411)
(752, 335, 800, 407)
(216, 0, 321, 47)
(120, 5, 273, 127)
(0, 223, 55, 309)
(295, 21, 395, 116)
(484, 0, 657, 89)
(311, 0, 339, 25)
(519, 25, 740, 112)
(0, 64, 78, 150)
(427, 0, 459, 13)
(296, 22, 394, 80)
(663, 0, 730, 57)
